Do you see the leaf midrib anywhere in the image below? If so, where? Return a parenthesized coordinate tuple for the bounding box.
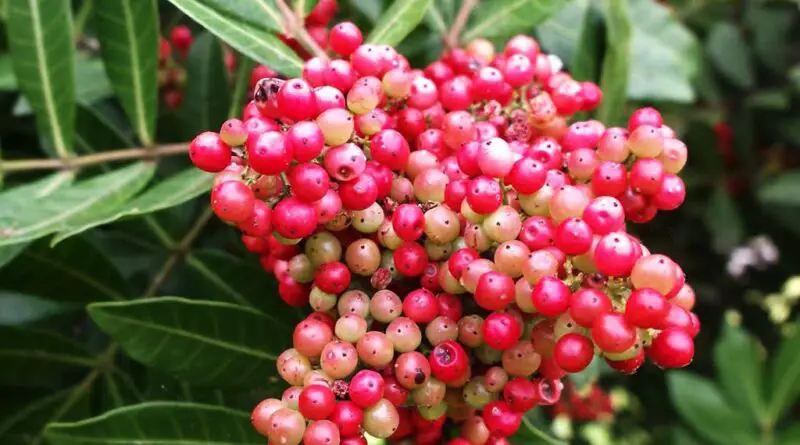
(463, 0, 528, 41)
(28, 0, 70, 157)
(95, 311, 277, 360)
(120, 0, 152, 146)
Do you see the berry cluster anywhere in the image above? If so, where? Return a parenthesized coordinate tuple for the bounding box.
(188, 18, 697, 445)
(552, 383, 615, 422)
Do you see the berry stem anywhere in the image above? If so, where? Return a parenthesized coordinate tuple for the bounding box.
(275, 0, 329, 61)
(521, 415, 568, 445)
(0, 143, 189, 174)
(446, 0, 479, 48)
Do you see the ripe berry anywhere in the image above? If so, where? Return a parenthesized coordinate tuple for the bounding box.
(553, 333, 594, 373)
(299, 385, 336, 420)
(591, 313, 637, 354)
(482, 400, 522, 437)
(482, 312, 522, 350)
(569, 288, 612, 328)
(648, 327, 695, 368)
(625, 288, 669, 328)
(189, 131, 231, 172)
(210, 180, 254, 223)
(474, 271, 516, 310)
(531, 276, 571, 317)
(349, 369, 386, 408)
(429, 340, 469, 383)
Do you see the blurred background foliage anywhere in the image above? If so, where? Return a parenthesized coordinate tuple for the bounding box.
(0, 0, 798, 444)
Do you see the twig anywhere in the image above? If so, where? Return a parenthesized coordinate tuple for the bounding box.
(0, 143, 188, 174)
(446, 0, 479, 48)
(274, 0, 328, 60)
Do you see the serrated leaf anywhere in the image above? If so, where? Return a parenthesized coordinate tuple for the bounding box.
(768, 316, 800, 421)
(94, 0, 159, 146)
(88, 297, 292, 387)
(0, 237, 130, 302)
(45, 402, 263, 445)
(181, 32, 231, 137)
(0, 171, 74, 269)
(706, 22, 754, 90)
(704, 185, 744, 253)
(537, 0, 600, 81)
(167, 0, 303, 76)
(185, 249, 302, 319)
(0, 292, 77, 326)
(367, 0, 433, 46)
(0, 162, 156, 247)
(713, 320, 766, 423)
(668, 372, 759, 445)
(596, 0, 631, 126)
(462, 0, 568, 43)
(52, 169, 213, 245)
(0, 326, 95, 387)
(627, 0, 699, 102)
(6, 0, 75, 157)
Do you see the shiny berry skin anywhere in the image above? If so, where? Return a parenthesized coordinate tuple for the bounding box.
(482, 312, 522, 350)
(653, 173, 686, 210)
(506, 157, 546, 194)
(329, 401, 363, 438)
(210, 181, 254, 223)
(502, 377, 537, 412)
(569, 288, 612, 328)
(553, 218, 593, 255)
(583, 196, 625, 235)
(628, 107, 663, 131)
(591, 313, 637, 353)
(189, 132, 231, 172)
(247, 131, 293, 175)
(531, 276, 571, 317)
(403, 288, 439, 323)
(238, 200, 272, 237)
(371, 129, 410, 170)
(482, 400, 522, 437)
(519, 216, 555, 251)
(448, 247, 481, 279)
(648, 327, 694, 368)
(591, 161, 627, 197)
(340, 174, 379, 210)
(299, 384, 336, 420)
(277, 79, 317, 121)
(394, 241, 429, 277)
(429, 340, 469, 383)
(273, 197, 318, 239)
(314, 261, 351, 294)
(625, 288, 669, 328)
(553, 333, 594, 373)
(392, 204, 425, 241)
(289, 163, 330, 203)
(330, 22, 363, 56)
(474, 271, 516, 311)
(349, 369, 385, 408)
(467, 176, 504, 214)
(629, 158, 665, 195)
(593, 232, 640, 277)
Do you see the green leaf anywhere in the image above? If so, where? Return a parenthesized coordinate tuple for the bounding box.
(463, 0, 568, 43)
(350, 0, 384, 23)
(0, 326, 94, 387)
(45, 402, 263, 444)
(706, 22, 754, 90)
(425, 0, 449, 36)
(626, 0, 699, 102)
(52, 169, 213, 245)
(0, 292, 76, 326)
(167, 0, 303, 77)
(713, 319, 766, 423)
(181, 32, 232, 137)
(88, 297, 292, 387)
(295, 0, 319, 16)
(776, 425, 800, 445)
(0, 388, 90, 444)
(185, 249, 303, 318)
(12, 58, 114, 117)
(668, 371, 759, 445)
(537, 0, 599, 81)
(757, 171, 800, 237)
(746, 4, 796, 74)
(6, 0, 76, 157)
(367, 0, 433, 46)
(0, 237, 130, 302)
(704, 185, 744, 253)
(75, 102, 136, 154)
(94, 0, 159, 146)
(0, 162, 156, 247)
(0, 54, 17, 90)
(201, 0, 284, 33)
(768, 316, 800, 421)
(595, 0, 631, 127)
(0, 171, 74, 269)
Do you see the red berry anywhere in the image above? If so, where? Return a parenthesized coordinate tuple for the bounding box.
(330, 22, 363, 56)
(273, 197, 318, 239)
(482, 312, 522, 350)
(403, 288, 439, 323)
(474, 271, 516, 311)
(189, 132, 231, 172)
(429, 340, 469, 383)
(394, 242, 429, 277)
(482, 400, 522, 437)
(569, 288, 612, 328)
(277, 79, 317, 121)
(315, 261, 351, 294)
(210, 180, 254, 223)
(554, 333, 594, 373)
(349, 370, 385, 408)
(299, 384, 336, 420)
(247, 131, 293, 175)
(531, 276, 571, 317)
(290, 163, 330, 203)
(648, 327, 694, 368)
(502, 377, 537, 412)
(625, 288, 669, 328)
(591, 313, 637, 354)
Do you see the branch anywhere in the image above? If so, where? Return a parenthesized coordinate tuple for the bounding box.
(275, 0, 328, 60)
(446, 0, 479, 48)
(0, 143, 188, 174)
